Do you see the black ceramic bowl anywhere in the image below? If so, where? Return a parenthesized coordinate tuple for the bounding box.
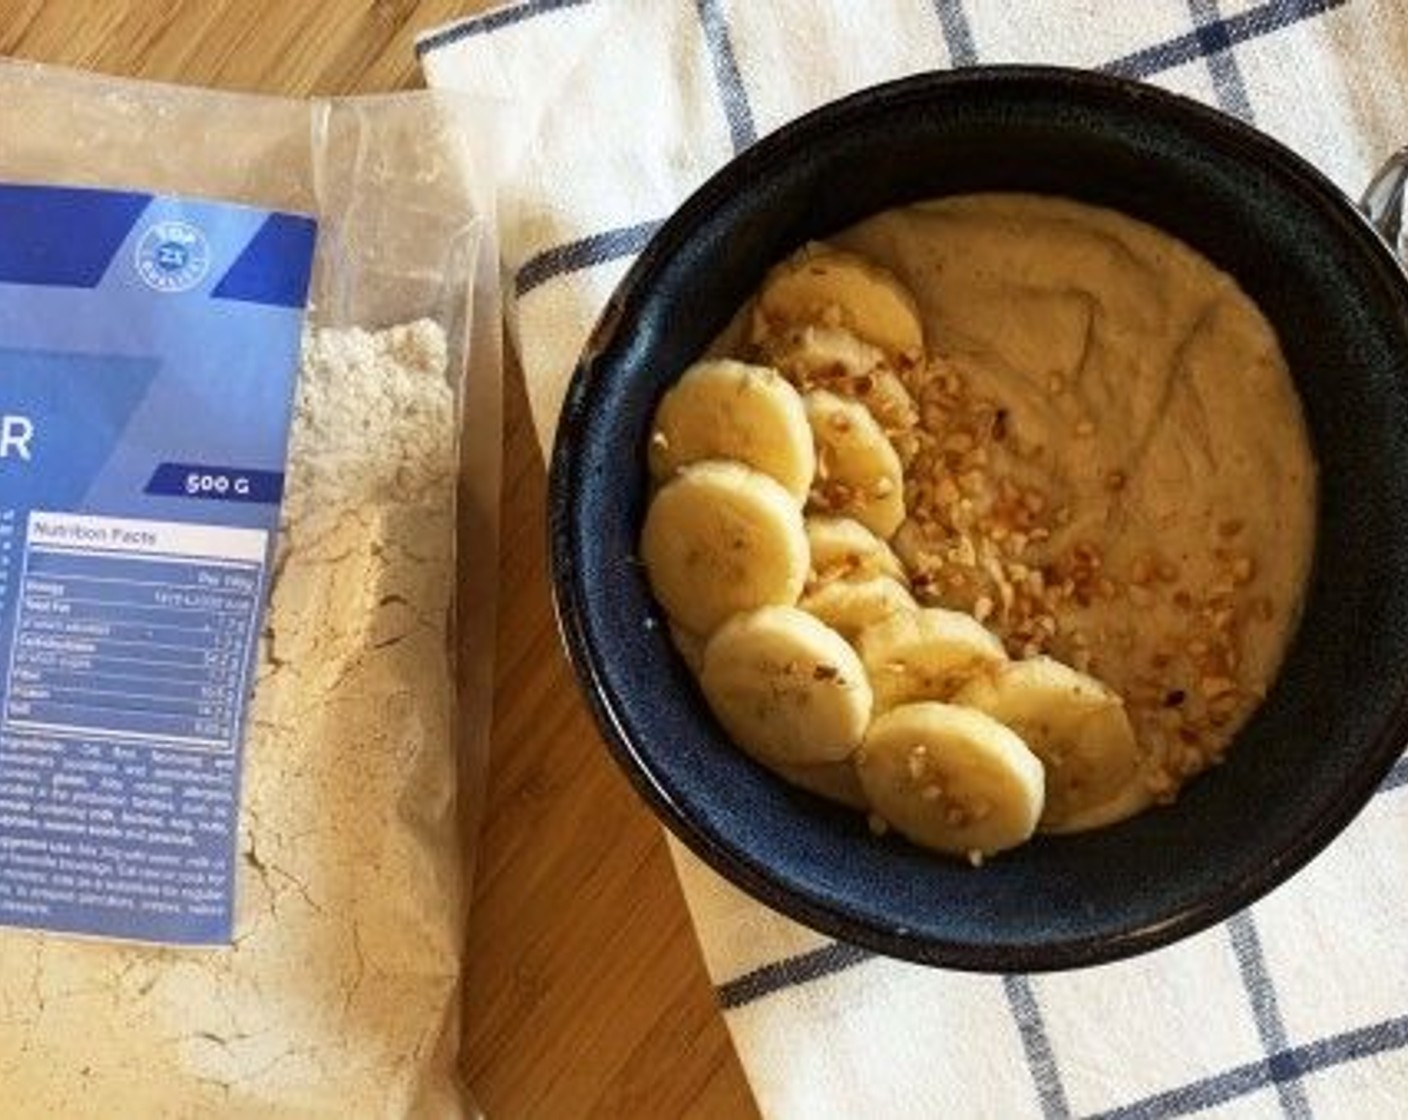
(548, 67, 1408, 971)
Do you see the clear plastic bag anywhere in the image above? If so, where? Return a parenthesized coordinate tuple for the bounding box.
(0, 59, 501, 1118)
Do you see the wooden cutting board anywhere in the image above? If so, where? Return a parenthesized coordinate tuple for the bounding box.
(0, 2, 756, 1115)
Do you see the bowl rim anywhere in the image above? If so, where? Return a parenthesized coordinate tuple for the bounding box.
(547, 63, 1408, 971)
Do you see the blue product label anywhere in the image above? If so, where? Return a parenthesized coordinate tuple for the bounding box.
(0, 184, 316, 947)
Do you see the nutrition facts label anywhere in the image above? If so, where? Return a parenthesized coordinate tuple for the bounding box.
(0, 512, 267, 944)
(5, 521, 261, 750)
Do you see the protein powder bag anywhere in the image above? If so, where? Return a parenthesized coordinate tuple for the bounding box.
(0, 60, 501, 1117)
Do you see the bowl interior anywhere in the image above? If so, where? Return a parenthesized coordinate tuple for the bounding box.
(551, 68, 1408, 969)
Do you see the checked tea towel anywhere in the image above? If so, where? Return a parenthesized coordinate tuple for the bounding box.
(421, 1, 1408, 1116)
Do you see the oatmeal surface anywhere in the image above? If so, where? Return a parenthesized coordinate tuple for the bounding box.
(828, 193, 1317, 797)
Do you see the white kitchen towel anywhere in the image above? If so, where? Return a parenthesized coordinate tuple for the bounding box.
(420, 2, 1408, 1116)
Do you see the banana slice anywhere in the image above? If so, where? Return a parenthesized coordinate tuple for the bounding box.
(858, 607, 1007, 711)
(753, 244, 925, 362)
(806, 516, 907, 586)
(641, 461, 809, 636)
(800, 576, 915, 642)
(700, 606, 872, 767)
(771, 759, 868, 811)
(647, 359, 814, 501)
(805, 390, 906, 538)
(759, 324, 918, 434)
(956, 657, 1150, 833)
(857, 701, 1045, 858)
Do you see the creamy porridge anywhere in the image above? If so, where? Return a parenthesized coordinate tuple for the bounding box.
(638, 194, 1316, 861)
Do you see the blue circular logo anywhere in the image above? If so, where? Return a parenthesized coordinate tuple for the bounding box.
(135, 221, 210, 293)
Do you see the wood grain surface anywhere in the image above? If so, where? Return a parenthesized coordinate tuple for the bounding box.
(0, 3, 756, 1116)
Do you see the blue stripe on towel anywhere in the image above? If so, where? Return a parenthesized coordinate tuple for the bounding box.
(1187, 0, 1256, 120)
(515, 219, 662, 297)
(695, 0, 757, 153)
(1102, 0, 1345, 79)
(717, 941, 873, 1009)
(931, 0, 979, 67)
(1228, 913, 1313, 1119)
(1004, 975, 1073, 1120)
(416, 0, 593, 57)
(1090, 1014, 1408, 1120)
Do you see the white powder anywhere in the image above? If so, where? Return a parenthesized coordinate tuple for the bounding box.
(0, 321, 467, 1117)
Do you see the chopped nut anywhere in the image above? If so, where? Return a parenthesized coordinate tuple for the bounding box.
(1072, 541, 1102, 568)
(1074, 419, 1096, 438)
(1231, 556, 1255, 584)
(1200, 675, 1237, 699)
(1209, 689, 1240, 714)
